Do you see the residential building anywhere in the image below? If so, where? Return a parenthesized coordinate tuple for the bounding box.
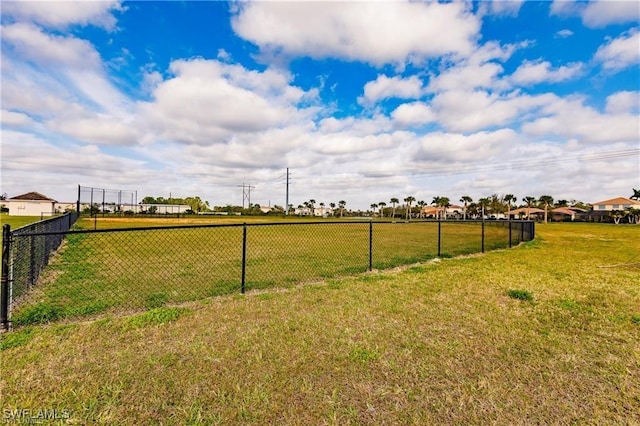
(4, 192, 57, 217)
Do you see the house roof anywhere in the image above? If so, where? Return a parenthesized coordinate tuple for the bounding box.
(591, 197, 640, 206)
(8, 192, 56, 202)
(510, 207, 545, 215)
(552, 207, 575, 215)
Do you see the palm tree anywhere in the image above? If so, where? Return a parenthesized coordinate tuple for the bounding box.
(523, 196, 536, 220)
(390, 198, 399, 219)
(378, 202, 386, 218)
(609, 209, 624, 225)
(431, 196, 441, 220)
(460, 195, 472, 220)
(308, 199, 316, 217)
(632, 188, 640, 201)
(370, 203, 378, 217)
(329, 202, 336, 217)
(338, 200, 346, 218)
(404, 196, 415, 220)
(504, 194, 515, 220)
(417, 200, 426, 219)
(478, 197, 490, 220)
(538, 195, 554, 224)
(438, 196, 451, 220)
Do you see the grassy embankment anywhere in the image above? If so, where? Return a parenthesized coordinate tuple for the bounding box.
(2, 223, 638, 424)
(10, 217, 517, 325)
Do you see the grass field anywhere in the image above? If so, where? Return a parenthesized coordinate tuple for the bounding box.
(0, 214, 42, 230)
(8, 218, 522, 325)
(2, 223, 638, 424)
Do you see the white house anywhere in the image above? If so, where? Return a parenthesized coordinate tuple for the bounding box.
(591, 197, 640, 212)
(5, 192, 57, 217)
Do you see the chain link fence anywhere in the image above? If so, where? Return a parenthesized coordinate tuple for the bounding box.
(1, 219, 534, 329)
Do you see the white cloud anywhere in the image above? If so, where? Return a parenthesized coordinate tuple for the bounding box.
(523, 97, 640, 144)
(605, 91, 640, 114)
(359, 75, 424, 105)
(581, 0, 640, 28)
(556, 29, 574, 38)
(231, 2, 480, 66)
(511, 60, 583, 85)
(550, 0, 639, 28)
(426, 40, 528, 93)
(138, 59, 317, 145)
(46, 116, 140, 146)
(594, 29, 640, 71)
(487, 0, 524, 17)
(431, 90, 556, 132)
(415, 129, 518, 163)
(391, 102, 436, 128)
(1, 23, 101, 69)
(1, 110, 35, 128)
(1, 23, 131, 117)
(0, 1, 123, 30)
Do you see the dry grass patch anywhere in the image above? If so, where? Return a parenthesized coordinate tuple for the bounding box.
(2, 223, 639, 424)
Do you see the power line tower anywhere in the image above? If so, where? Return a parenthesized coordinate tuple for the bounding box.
(237, 183, 256, 209)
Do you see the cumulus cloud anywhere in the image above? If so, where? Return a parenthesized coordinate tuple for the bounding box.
(138, 59, 318, 145)
(511, 60, 583, 85)
(1, 23, 101, 69)
(431, 90, 556, 133)
(415, 129, 518, 163)
(0, 1, 123, 30)
(522, 97, 640, 144)
(550, 0, 639, 28)
(581, 0, 640, 28)
(391, 102, 437, 128)
(605, 91, 640, 114)
(594, 29, 640, 71)
(231, 1, 480, 66)
(359, 75, 424, 105)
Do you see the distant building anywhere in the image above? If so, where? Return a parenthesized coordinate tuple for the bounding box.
(590, 197, 640, 212)
(4, 192, 57, 217)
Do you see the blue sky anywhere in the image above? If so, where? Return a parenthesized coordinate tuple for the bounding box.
(1, 1, 639, 210)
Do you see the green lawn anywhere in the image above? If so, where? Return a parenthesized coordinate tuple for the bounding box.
(2, 223, 638, 424)
(0, 213, 42, 230)
(9, 219, 522, 325)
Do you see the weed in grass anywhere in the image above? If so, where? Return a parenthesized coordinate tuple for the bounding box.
(349, 347, 380, 363)
(13, 303, 64, 326)
(124, 307, 185, 329)
(557, 299, 579, 310)
(507, 289, 533, 301)
(146, 292, 169, 308)
(0, 327, 36, 350)
(632, 315, 640, 325)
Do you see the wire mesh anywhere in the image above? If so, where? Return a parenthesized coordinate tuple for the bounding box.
(4, 220, 534, 327)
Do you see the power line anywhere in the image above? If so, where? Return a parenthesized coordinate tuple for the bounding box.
(237, 183, 255, 208)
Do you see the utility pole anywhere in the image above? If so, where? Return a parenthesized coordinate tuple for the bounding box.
(237, 183, 256, 209)
(285, 168, 290, 215)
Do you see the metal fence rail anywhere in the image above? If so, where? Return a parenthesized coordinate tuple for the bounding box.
(1, 219, 534, 329)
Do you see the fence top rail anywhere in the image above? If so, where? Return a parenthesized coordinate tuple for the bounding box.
(8, 218, 535, 238)
(11, 212, 76, 234)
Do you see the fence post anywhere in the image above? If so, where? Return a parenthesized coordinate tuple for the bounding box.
(481, 219, 485, 253)
(241, 223, 247, 294)
(1, 224, 11, 331)
(437, 220, 442, 257)
(369, 221, 373, 271)
(508, 220, 512, 248)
